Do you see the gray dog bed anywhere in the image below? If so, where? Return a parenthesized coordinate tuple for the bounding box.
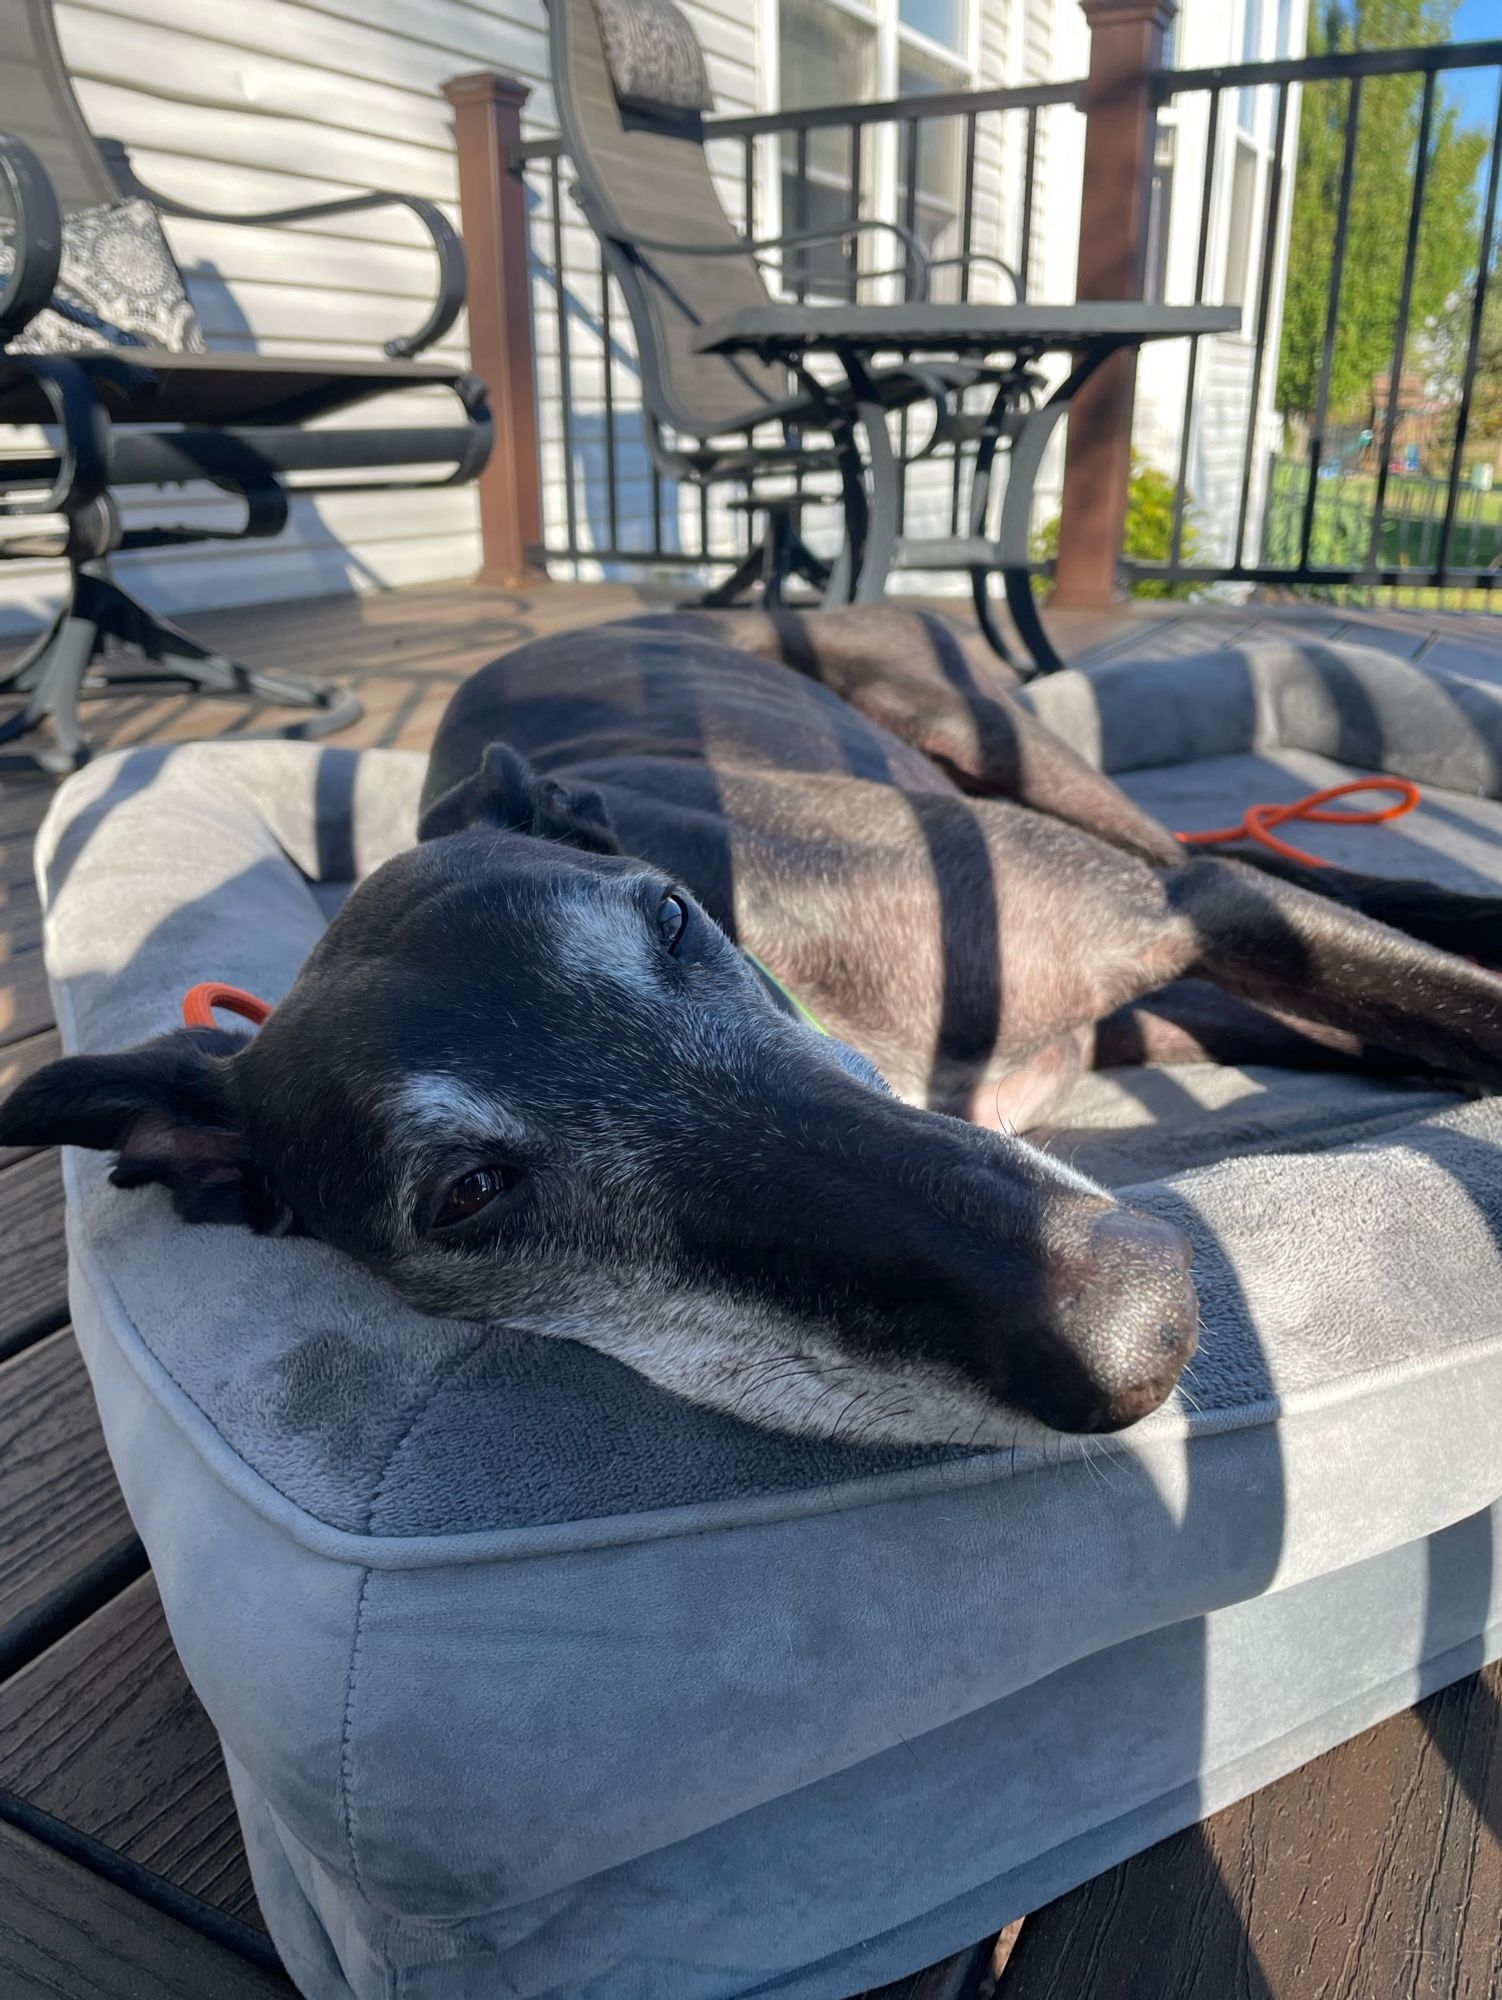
(34, 636, 1502, 2000)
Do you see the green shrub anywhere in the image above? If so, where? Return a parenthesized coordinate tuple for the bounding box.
(1033, 453, 1201, 600)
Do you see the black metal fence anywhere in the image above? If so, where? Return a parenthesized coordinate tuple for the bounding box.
(516, 36, 1502, 604)
(1136, 36, 1502, 598)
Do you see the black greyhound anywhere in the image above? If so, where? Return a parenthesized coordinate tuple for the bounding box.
(6, 608, 1502, 1441)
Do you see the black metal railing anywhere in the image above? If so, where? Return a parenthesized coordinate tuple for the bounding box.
(1136, 36, 1502, 599)
(515, 37, 1502, 607)
(513, 80, 1082, 577)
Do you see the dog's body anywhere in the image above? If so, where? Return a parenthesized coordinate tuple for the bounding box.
(424, 608, 1502, 1122)
(7, 606, 1502, 1446)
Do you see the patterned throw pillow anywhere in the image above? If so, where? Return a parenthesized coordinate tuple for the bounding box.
(0, 196, 205, 356)
(590, 0, 714, 115)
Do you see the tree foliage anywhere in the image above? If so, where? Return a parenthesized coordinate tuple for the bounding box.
(1276, 0, 1487, 421)
(1428, 254, 1502, 449)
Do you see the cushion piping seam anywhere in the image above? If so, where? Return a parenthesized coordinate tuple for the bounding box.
(339, 1330, 494, 1898)
(339, 1564, 373, 1900)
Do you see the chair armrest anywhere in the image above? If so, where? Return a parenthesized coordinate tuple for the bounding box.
(582, 189, 930, 302)
(0, 136, 63, 347)
(98, 140, 465, 359)
(926, 251, 1024, 303)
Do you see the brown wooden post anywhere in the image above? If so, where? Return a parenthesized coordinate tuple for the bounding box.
(1049, 0, 1174, 610)
(442, 71, 545, 587)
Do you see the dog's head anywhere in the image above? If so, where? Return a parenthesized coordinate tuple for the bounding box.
(0, 745, 1196, 1442)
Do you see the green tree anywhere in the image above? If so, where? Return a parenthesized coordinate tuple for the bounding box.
(1276, 0, 1487, 422)
(1429, 253, 1502, 452)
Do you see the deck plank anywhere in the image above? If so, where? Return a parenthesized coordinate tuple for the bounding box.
(998, 1657, 1502, 2000)
(0, 1148, 69, 1360)
(0, 1572, 262, 1927)
(0, 1326, 140, 1680)
(0, 1813, 293, 1997)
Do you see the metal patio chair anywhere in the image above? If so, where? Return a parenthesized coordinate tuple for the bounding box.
(547, 0, 1236, 670)
(546, 0, 1014, 611)
(0, 0, 491, 772)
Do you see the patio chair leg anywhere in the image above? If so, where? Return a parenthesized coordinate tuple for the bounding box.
(0, 560, 363, 774)
(823, 427, 867, 608)
(850, 398, 901, 607)
(787, 536, 832, 593)
(966, 404, 1019, 671)
(993, 356, 1110, 678)
(700, 541, 768, 609)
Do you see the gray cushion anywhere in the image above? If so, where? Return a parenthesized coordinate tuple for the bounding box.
(589, 0, 714, 114)
(35, 636, 1502, 1998)
(0, 195, 205, 355)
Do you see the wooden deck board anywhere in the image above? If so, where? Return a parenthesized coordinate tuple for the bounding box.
(0, 1813, 293, 1997)
(0, 1149, 69, 1361)
(0, 1326, 140, 1680)
(0, 1573, 261, 1926)
(998, 1657, 1502, 2000)
(2, 578, 1502, 1998)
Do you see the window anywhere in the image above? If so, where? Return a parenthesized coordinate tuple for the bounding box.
(895, 47, 967, 268)
(777, 0, 972, 297)
(778, 0, 877, 293)
(1238, 0, 1265, 139)
(1223, 137, 1260, 309)
(1145, 125, 1175, 304)
(898, 0, 964, 54)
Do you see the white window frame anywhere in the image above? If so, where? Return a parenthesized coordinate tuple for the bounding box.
(758, 0, 980, 291)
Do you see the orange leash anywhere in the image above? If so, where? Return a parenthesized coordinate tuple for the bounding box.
(182, 982, 274, 1030)
(1174, 776, 1422, 870)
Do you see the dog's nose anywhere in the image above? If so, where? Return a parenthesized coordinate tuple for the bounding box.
(1006, 1210, 1198, 1434)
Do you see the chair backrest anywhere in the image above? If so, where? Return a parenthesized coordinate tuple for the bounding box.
(0, 0, 119, 215)
(547, 0, 788, 440)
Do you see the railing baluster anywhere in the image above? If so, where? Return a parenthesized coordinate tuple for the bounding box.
(1299, 73, 1364, 576)
(959, 110, 978, 301)
(743, 132, 755, 240)
(549, 156, 580, 570)
(1170, 85, 1220, 571)
(1437, 68, 1502, 583)
(1233, 80, 1289, 572)
(897, 115, 920, 537)
(949, 110, 980, 537)
(1368, 70, 1435, 576)
(1020, 104, 1038, 295)
(848, 119, 863, 303)
(794, 126, 810, 303)
(599, 245, 619, 554)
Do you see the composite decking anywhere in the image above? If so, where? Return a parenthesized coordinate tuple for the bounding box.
(2, 580, 1502, 2000)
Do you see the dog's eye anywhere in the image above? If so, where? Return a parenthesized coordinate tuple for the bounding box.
(432, 1164, 521, 1229)
(657, 892, 688, 955)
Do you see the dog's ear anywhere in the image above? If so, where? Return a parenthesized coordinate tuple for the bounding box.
(417, 742, 620, 855)
(0, 1027, 280, 1228)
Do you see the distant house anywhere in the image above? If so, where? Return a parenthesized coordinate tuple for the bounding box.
(0, 0, 1304, 637)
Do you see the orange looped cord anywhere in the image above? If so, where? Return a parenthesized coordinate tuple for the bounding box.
(1175, 776, 1422, 871)
(182, 982, 273, 1030)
